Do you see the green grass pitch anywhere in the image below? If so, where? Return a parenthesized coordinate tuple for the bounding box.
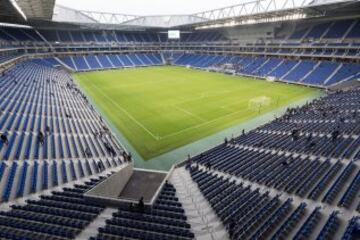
(74, 66, 318, 160)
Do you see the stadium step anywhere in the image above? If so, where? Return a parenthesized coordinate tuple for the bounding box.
(76, 207, 117, 239)
(253, 58, 270, 74)
(299, 61, 322, 83)
(54, 57, 74, 71)
(170, 167, 229, 240)
(82, 56, 91, 69)
(343, 19, 359, 39)
(300, 25, 314, 41)
(70, 56, 78, 71)
(320, 21, 335, 40)
(324, 63, 344, 85)
(160, 52, 166, 64)
(193, 164, 358, 239)
(195, 163, 357, 217)
(281, 60, 302, 80)
(105, 55, 115, 68)
(33, 30, 51, 45)
(94, 56, 104, 68)
(268, 59, 285, 76)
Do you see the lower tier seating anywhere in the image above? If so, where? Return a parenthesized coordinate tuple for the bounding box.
(0, 177, 107, 240)
(91, 182, 194, 240)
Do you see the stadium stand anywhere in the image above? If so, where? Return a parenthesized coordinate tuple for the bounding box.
(174, 54, 360, 86)
(177, 87, 360, 239)
(92, 182, 194, 240)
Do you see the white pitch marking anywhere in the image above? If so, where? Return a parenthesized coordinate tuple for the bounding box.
(175, 105, 206, 122)
(85, 78, 160, 141)
(161, 107, 248, 140)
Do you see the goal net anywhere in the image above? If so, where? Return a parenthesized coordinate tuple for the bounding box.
(248, 96, 272, 111)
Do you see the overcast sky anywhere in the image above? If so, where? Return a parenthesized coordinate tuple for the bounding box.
(56, 0, 263, 16)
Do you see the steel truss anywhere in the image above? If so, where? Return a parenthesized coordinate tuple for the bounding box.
(51, 0, 357, 28)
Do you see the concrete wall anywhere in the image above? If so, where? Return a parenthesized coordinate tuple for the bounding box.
(329, 79, 360, 91)
(86, 164, 133, 198)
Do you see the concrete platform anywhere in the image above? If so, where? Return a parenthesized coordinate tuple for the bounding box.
(119, 170, 167, 203)
(85, 166, 168, 206)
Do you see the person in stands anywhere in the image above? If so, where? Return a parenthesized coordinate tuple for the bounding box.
(138, 197, 145, 212)
(128, 203, 134, 211)
(0, 133, 9, 145)
(206, 160, 211, 170)
(97, 160, 104, 171)
(84, 147, 92, 157)
(332, 130, 340, 141)
(38, 131, 44, 145)
(228, 219, 236, 237)
(45, 125, 51, 135)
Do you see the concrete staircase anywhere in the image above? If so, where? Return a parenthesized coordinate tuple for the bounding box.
(76, 208, 117, 239)
(281, 60, 302, 80)
(170, 167, 229, 240)
(323, 63, 342, 85)
(299, 61, 321, 83)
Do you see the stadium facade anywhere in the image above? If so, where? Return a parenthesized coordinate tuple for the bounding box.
(0, 0, 359, 239)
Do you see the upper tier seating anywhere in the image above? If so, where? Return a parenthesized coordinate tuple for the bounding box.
(0, 53, 22, 64)
(346, 20, 360, 38)
(174, 53, 359, 86)
(289, 18, 360, 40)
(0, 28, 43, 42)
(22, 30, 225, 43)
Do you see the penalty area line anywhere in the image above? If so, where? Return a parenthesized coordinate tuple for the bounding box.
(161, 107, 249, 140)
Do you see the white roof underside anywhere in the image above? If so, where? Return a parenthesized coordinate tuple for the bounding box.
(53, 5, 208, 28)
(15, 0, 55, 20)
(1, 0, 357, 28)
(121, 16, 209, 28)
(51, 0, 356, 28)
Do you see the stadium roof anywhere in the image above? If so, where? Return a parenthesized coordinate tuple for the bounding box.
(0, 0, 55, 23)
(16, 0, 55, 20)
(0, 0, 359, 29)
(0, 0, 24, 23)
(52, 5, 209, 29)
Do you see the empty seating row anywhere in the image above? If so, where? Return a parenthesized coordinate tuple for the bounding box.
(59, 53, 163, 71)
(0, 61, 124, 161)
(92, 182, 194, 240)
(0, 177, 107, 239)
(174, 54, 359, 86)
(187, 88, 360, 210)
(0, 158, 122, 203)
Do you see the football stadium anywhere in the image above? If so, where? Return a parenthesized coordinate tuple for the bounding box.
(0, 0, 359, 239)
